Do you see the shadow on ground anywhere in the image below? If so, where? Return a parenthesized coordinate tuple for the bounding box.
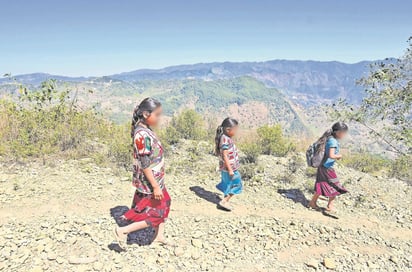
(109, 205, 155, 250)
(190, 186, 222, 205)
(322, 210, 339, 220)
(277, 188, 309, 208)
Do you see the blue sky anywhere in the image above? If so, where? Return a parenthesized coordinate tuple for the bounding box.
(0, 0, 411, 76)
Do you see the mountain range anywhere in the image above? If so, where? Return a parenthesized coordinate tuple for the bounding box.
(1, 59, 374, 105)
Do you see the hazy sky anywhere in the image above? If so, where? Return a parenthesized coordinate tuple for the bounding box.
(0, 0, 411, 76)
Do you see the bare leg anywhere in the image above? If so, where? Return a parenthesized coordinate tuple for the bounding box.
(117, 221, 149, 235)
(327, 196, 336, 211)
(219, 194, 234, 211)
(308, 193, 320, 209)
(152, 223, 166, 243)
(224, 194, 233, 202)
(113, 221, 149, 250)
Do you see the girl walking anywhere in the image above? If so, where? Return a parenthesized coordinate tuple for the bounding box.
(308, 122, 349, 213)
(113, 97, 171, 249)
(215, 118, 242, 211)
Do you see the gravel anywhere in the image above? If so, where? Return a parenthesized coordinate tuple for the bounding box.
(0, 141, 411, 271)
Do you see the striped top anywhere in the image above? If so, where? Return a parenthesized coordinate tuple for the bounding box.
(219, 134, 240, 172)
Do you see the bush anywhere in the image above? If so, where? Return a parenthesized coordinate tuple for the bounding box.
(172, 109, 207, 140)
(0, 81, 110, 160)
(390, 155, 412, 183)
(288, 154, 306, 174)
(305, 167, 317, 177)
(160, 109, 207, 146)
(106, 123, 132, 169)
(342, 152, 411, 182)
(162, 126, 180, 145)
(239, 141, 261, 163)
(342, 152, 390, 174)
(257, 124, 295, 156)
(0, 80, 132, 169)
(241, 163, 257, 181)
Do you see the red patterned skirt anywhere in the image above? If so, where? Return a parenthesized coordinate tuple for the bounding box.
(315, 167, 348, 197)
(123, 188, 171, 227)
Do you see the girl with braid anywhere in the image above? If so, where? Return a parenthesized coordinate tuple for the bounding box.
(113, 97, 171, 249)
(308, 122, 349, 213)
(215, 117, 242, 211)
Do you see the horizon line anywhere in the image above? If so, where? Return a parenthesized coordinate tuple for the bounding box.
(4, 57, 388, 78)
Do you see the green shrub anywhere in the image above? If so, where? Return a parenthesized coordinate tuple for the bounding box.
(107, 123, 132, 169)
(160, 109, 207, 147)
(257, 124, 295, 156)
(0, 81, 110, 160)
(241, 163, 257, 181)
(0, 80, 132, 169)
(162, 126, 180, 145)
(390, 155, 412, 183)
(288, 154, 306, 173)
(304, 179, 315, 193)
(342, 152, 390, 174)
(239, 141, 261, 163)
(305, 167, 317, 177)
(171, 109, 207, 141)
(187, 144, 201, 162)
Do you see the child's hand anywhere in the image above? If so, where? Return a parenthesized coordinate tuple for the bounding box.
(229, 170, 234, 177)
(153, 186, 164, 200)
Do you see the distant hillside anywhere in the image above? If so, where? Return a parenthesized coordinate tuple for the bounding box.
(0, 73, 86, 85)
(110, 60, 372, 104)
(46, 77, 307, 134)
(0, 72, 390, 153)
(1, 59, 375, 104)
(0, 59, 380, 139)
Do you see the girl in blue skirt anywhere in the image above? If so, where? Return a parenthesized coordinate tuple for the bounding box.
(215, 118, 242, 211)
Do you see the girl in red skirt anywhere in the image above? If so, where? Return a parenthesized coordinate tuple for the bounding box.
(113, 98, 171, 249)
(308, 122, 349, 213)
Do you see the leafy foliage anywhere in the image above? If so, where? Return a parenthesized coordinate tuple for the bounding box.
(329, 37, 412, 155)
(257, 124, 295, 156)
(390, 155, 412, 182)
(0, 80, 131, 168)
(239, 142, 261, 163)
(341, 152, 390, 174)
(163, 109, 207, 144)
(106, 123, 132, 169)
(240, 163, 258, 181)
(238, 124, 294, 164)
(340, 151, 411, 182)
(1, 81, 100, 158)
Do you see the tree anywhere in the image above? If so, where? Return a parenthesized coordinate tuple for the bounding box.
(330, 37, 412, 156)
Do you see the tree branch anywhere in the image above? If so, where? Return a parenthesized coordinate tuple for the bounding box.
(359, 121, 406, 156)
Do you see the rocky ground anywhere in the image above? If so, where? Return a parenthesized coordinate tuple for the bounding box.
(0, 141, 411, 272)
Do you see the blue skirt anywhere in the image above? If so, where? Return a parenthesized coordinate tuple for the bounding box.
(216, 170, 243, 196)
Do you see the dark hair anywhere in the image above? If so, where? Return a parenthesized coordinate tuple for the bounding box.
(214, 117, 239, 155)
(131, 97, 162, 137)
(318, 121, 348, 144)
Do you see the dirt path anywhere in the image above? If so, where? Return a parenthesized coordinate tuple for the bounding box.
(2, 177, 409, 243)
(0, 159, 411, 272)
